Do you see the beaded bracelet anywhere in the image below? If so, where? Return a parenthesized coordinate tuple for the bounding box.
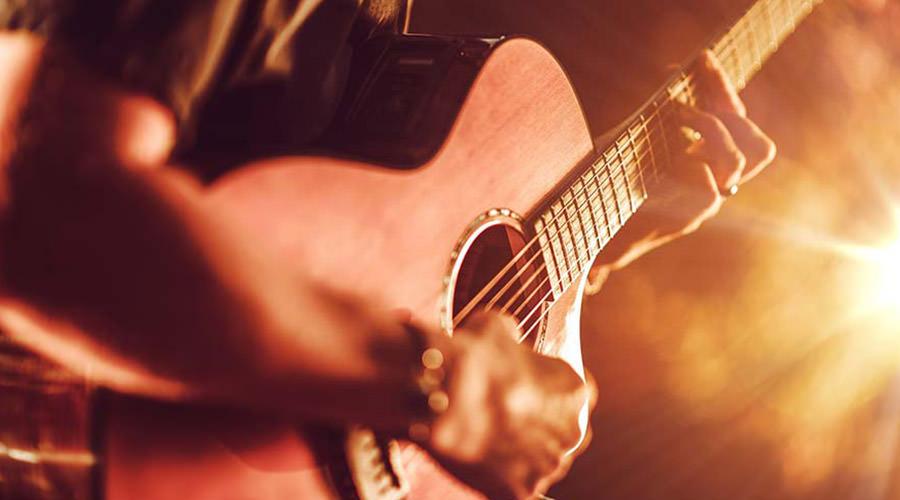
(405, 325, 451, 443)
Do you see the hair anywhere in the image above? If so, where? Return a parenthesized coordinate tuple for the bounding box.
(362, 0, 411, 30)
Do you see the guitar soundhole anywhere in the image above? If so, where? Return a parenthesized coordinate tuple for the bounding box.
(451, 223, 551, 347)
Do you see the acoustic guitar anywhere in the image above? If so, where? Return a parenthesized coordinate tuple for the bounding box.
(0, 0, 823, 498)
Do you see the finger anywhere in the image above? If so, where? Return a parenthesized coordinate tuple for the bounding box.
(668, 158, 723, 235)
(679, 106, 745, 190)
(534, 452, 576, 499)
(585, 263, 611, 296)
(536, 355, 586, 393)
(715, 112, 777, 182)
(460, 310, 521, 341)
(694, 50, 746, 117)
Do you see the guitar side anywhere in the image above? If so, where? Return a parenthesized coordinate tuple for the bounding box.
(104, 36, 596, 500)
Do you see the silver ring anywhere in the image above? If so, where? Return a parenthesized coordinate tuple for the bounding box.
(720, 184, 739, 198)
(681, 127, 703, 145)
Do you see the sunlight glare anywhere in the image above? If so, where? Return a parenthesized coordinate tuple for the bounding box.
(873, 239, 900, 308)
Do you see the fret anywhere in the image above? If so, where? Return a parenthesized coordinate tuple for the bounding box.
(620, 150, 642, 212)
(774, 0, 793, 44)
(625, 123, 649, 207)
(792, 0, 805, 30)
(628, 124, 649, 206)
(760, 3, 772, 56)
(717, 33, 739, 88)
(563, 215, 584, 271)
(551, 201, 577, 284)
(613, 163, 633, 221)
(638, 115, 660, 185)
(748, 5, 764, 74)
(715, 30, 742, 89)
(585, 168, 613, 245)
(595, 160, 622, 234)
(656, 115, 677, 184)
(667, 70, 695, 105)
(736, 28, 751, 89)
(573, 182, 594, 254)
(599, 151, 625, 227)
(615, 136, 637, 214)
(787, 0, 799, 32)
(764, 0, 783, 51)
(607, 148, 633, 222)
(604, 174, 624, 233)
(545, 211, 571, 290)
(573, 180, 601, 254)
(534, 218, 561, 297)
(759, 0, 776, 55)
(561, 190, 589, 270)
(735, 17, 752, 81)
(717, 0, 786, 89)
(648, 101, 673, 188)
(801, 0, 815, 17)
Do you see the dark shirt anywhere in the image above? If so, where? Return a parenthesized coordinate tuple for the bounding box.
(1, 0, 407, 152)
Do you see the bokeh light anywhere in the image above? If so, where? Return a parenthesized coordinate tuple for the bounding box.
(872, 238, 900, 309)
(846, 235, 900, 319)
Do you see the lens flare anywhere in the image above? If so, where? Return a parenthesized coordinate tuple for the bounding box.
(874, 239, 900, 308)
(853, 236, 900, 315)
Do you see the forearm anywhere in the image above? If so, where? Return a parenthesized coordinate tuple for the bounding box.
(0, 35, 419, 430)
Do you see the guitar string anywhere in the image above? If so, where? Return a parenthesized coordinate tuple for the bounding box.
(510, 2, 820, 342)
(450, 86, 688, 327)
(479, 125, 675, 315)
(693, 0, 813, 93)
(479, 49, 774, 335)
(452, 89, 688, 328)
(448, 9, 776, 328)
(488, 136, 670, 316)
(503, 144, 672, 341)
(460, 55, 773, 333)
(452, 122, 670, 327)
(506, 0, 816, 340)
(715, 0, 816, 88)
(451, 0, 812, 332)
(451, 95, 687, 330)
(466, 0, 813, 323)
(483, 113, 684, 338)
(449, 11, 784, 326)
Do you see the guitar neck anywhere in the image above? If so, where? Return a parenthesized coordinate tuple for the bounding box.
(532, 0, 823, 299)
(713, 0, 822, 91)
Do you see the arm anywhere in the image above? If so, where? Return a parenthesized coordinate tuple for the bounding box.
(0, 35, 424, 428)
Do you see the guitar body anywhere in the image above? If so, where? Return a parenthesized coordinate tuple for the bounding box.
(104, 35, 596, 500)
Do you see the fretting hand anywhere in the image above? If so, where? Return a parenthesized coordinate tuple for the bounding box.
(587, 50, 777, 291)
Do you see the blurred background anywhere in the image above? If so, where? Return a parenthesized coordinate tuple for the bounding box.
(414, 1, 900, 499)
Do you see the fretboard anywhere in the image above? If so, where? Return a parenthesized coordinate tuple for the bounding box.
(534, 0, 823, 299)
